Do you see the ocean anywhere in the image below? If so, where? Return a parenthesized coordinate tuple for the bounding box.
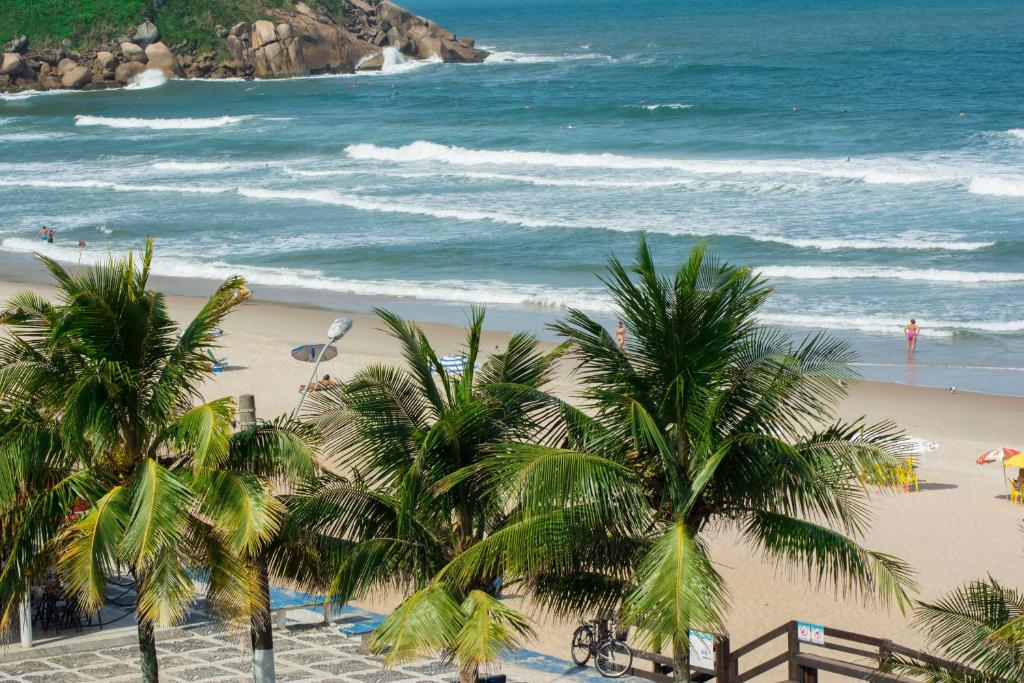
(1, 0, 1023, 394)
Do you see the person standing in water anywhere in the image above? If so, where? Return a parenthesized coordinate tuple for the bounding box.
(615, 321, 626, 351)
(904, 319, 919, 353)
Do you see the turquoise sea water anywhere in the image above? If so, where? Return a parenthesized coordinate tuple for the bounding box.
(2, 0, 1024, 393)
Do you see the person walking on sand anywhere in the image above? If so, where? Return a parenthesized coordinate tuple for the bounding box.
(904, 319, 919, 353)
(615, 321, 626, 351)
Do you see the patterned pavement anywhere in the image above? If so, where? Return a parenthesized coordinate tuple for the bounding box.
(0, 621, 470, 683)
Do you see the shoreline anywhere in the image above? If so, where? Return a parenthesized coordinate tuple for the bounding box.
(3, 273, 1022, 662)
(1, 247, 1020, 397)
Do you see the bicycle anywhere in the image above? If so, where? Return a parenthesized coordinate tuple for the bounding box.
(570, 618, 634, 678)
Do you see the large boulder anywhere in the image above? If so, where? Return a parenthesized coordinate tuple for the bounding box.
(37, 48, 63, 66)
(144, 41, 183, 77)
(94, 51, 116, 71)
(115, 60, 147, 83)
(132, 20, 160, 48)
(0, 53, 26, 76)
(120, 42, 147, 63)
(355, 52, 384, 71)
(57, 57, 79, 76)
(4, 35, 28, 54)
(226, 35, 246, 63)
(61, 65, 92, 88)
(251, 20, 279, 49)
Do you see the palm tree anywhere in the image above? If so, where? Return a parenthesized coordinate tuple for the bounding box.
(441, 238, 917, 681)
(894, 578, 1024, 681)
(0, 241, 312, 682)
(295, 307, 563, 683)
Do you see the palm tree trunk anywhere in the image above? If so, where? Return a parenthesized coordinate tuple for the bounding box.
(458, 659, 479, 683)
(137, 613, 159, 682)
(672, 636, 690, 682)
(251, 564, 276, 683)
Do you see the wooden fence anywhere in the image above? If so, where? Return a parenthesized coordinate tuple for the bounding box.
(620, 620, 975, 682)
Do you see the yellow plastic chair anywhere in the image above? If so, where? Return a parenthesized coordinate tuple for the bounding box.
(1009, 479, 1023, 506)
(902, 457, 919, 493)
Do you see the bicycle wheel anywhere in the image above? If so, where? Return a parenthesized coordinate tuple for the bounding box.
(595, 639, 633, 678)
(571, 625, 594, 666)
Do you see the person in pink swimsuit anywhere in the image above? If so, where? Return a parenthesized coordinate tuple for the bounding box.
(904, 319, 919, 353)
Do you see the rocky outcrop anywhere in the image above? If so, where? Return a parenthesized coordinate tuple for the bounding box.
(132, 21, 160, 48)
(144, 41, 183, 77)
(0, 0, 489, 93)
(120, 42, 147, 63)
(60, 65, 92, 88)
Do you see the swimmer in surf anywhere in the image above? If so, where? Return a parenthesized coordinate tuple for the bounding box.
(904, 319, 919, 353)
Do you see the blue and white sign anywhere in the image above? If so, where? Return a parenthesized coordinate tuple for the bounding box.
(797, 622, 826, 645)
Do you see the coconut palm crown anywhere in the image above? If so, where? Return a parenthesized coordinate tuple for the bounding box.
(295, 307, 565, 683)
(0, 241, 315, 682)
(439, 238, 917, 680)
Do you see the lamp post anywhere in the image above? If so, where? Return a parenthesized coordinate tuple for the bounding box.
(293, 317, 352, 418)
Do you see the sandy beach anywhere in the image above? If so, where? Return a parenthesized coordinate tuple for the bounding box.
(3, 277, 1021, 672)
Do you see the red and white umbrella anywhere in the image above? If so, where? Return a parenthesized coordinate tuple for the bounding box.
(976, 447, 1021, 465)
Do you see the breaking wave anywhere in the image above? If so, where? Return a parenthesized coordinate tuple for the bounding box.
(125, 69, 168, 90)
(74, 115, 253, 130)
(967, 176, 1024, 198)
(236, 187, 589, 229)
(757, 265, 1024, 284)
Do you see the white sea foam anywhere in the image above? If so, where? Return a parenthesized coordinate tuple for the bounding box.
(1006, 129, 1024, 141)
(484, 50, 610, 64)
(0, 88, 79, 101)
(757, 265, 1024, 284)
(0, 132, 73, 142)
(750, 234, 994, 252)
(0, 237, 611, 310)
(126, 69, 168, 90)
(967, 176, 1024, 198)
(236, 187, 588, 228)
(343, 141, 958, 186)
(74, 115, 253, 130)
(632, 103, 695, 111)
(152, 161, 235, 173)
(756, 313, 1024, 337)
(0, 178, 231, 194)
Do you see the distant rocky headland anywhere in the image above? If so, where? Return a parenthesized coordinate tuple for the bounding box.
(0, 0, 488, 93)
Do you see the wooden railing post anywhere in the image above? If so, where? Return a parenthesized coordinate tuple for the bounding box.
(787, 621, 800, 681)
(878, 638, 893, 672)
(714, 635, 730, 682)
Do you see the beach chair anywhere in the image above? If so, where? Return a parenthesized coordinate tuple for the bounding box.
(205, 348, 227, 371)
(898, 457, 918, 493)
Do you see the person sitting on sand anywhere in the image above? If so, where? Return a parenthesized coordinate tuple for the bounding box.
(904, 319, 919, 353)
(1016, 467, 1024, 489)
(299, 374, 336, 393)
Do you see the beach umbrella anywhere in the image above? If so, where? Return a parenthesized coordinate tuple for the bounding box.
(1001, 453, 1024, 469)
(976, 447, 1021, 465)
(291, 343, 338, 363)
